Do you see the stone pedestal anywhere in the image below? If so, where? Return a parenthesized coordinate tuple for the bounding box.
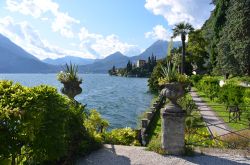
(161, 103, 186, 155)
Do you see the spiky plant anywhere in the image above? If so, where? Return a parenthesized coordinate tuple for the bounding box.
(158, 62, 187, 85)
(57, 62, 82, 83)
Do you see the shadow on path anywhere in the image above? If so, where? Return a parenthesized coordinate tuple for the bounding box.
(77, 144, 131, 165)
(182, 152, 250, 165)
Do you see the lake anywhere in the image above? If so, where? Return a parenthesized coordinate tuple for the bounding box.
(0, 74, 152, 129)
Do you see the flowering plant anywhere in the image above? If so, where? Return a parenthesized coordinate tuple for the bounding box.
(57, 63, 82, 83)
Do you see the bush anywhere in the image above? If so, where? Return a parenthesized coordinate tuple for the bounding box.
(148, 59, 168, 93)
(218, 84, 245, 106)
(0, 81, 99, 164)
(197, 76, 220, 100)
(189, 74, 203, 86)
(147, 135, 166, 154)
(104, 127, 140, 146)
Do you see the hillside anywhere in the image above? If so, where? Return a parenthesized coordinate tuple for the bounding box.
(0, 34, 58, 73)
(79, 52, 129, 73)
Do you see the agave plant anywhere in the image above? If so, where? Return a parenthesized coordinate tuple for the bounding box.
(57, 62, 82, 83)
(158, 62, 187, 86)
(57, 62, 82, 99)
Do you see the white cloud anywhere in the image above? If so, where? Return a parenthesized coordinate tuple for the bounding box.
(145, 0, 214, 28)
(145, 25, 171, 40)
(6, 0, 79, 38)
(78, 27, 141, 58)
(0, 16, 94, 59)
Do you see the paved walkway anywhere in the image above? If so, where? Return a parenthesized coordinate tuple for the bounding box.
(77, 144, 249, 165)
(190, 89, 230, 137)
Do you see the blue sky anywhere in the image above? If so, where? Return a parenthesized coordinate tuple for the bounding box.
(0, 0, 214, 59)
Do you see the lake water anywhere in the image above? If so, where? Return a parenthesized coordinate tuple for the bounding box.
(0, 74, 152, 129)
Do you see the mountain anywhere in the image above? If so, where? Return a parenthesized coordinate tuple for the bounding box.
(0, 33, 181, 73)
(130, 40, 181, 62)
(78, 40, 181, 73)
(79, 52, 129, 73)
(0, 33, 58, 73)
(43, 56, 95, 65)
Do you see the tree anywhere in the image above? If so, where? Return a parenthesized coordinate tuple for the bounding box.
(126, 60, 132, 73)
(172, 22, 194, 74)
(112, 66, 116, 73)
(217, 0, 250, 76)
(187, 30, 209, 73)
(201, 0, 230, 73)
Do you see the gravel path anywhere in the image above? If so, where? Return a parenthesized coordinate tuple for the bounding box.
(77, 144, 250, 165)
(190, 89, 230, 137)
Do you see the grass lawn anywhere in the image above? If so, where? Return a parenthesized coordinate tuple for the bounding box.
(193, 88, 249, 131)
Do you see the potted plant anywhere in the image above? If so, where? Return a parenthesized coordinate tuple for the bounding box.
(158, 62, 188, 111)
(57, 63, 82, 99)
(159, 62, 188, 155)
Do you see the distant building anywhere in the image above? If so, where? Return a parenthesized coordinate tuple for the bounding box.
(136, 60, 146, 68)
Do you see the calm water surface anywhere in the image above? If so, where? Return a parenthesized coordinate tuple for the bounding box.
(0, 74, 152, 129)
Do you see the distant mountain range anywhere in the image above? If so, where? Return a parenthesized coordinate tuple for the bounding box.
(0, 33, 181, 73)
(78, 40, 181, 73)
(43, 56, 95, 66)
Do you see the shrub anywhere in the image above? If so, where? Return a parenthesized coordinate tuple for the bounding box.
(197, 76, 220, 100)
(189, 74, 203, 86)
(0, 81, 99, 164)
(104, 127, 140, 146)
(84, 109, 109, 142)
(147, 135, 166, 154)
(218, 84, 245, 106)
(148, 59, 168, 93)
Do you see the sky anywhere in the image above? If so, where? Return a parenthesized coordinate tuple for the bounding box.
(0, 0, 214, 60)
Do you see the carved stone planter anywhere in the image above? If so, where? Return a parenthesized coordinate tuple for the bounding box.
(160, 82, 186, 155)
(61, 81, 82, 99)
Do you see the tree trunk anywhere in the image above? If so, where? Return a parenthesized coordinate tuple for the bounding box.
(11, 155, 15, 165)
(181, 34, 186, 74)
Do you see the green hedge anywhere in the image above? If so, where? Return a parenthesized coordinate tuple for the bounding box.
(196, 76, 220, 100)
(194, 76, 250, 106)
(0, 81, 99, 164)
(193, 76, 250, 121)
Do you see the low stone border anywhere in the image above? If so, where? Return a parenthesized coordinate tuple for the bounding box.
(139, 97, 165, 145)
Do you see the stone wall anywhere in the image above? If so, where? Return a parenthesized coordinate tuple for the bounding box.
(139, 97, 165, 146)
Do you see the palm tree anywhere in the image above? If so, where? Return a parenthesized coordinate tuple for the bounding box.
(172, 22, 194, 74)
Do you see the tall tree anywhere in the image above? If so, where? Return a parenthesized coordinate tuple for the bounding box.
(201, 0, 230, 73)
(187, 30, 209, 73)
(172, 22, 194, 74)
(217, 0, 250, 75)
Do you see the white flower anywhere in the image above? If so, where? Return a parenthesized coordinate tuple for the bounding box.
(192, 71, 196, 75)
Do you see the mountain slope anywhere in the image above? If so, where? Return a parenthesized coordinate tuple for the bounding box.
(43, 56, 95, 65)
(79, 52, 129, 73)
(0, 33, 58, 73)
(78, 40, 181, 73)
(130, 40, 181, 62)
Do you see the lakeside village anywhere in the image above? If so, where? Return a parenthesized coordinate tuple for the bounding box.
(108, 54, 157, 77)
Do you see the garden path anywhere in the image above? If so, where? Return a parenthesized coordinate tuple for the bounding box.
(77, 144, 249, 165)
(190, 89, 231, 137)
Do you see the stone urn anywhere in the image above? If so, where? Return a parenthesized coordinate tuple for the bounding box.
(61, 81, 82, 99)
(160, 82, 186, 155)
(160, 82, 185, 110)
